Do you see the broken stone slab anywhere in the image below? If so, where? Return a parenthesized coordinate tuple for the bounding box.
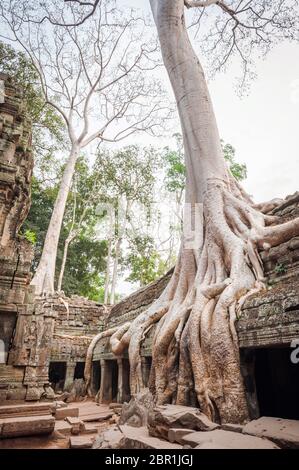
(70, 435, 94, 449)
(243, 417, 299, 449)
(221, 423, 244, 433)
(65, 416, 85, 435)
(54, 420, 72, 435)
(80, 411, 113, 422)
(0, 415, 55, 438)
(119, 425, 182, 449)
(83, 423, 98, 434)
(148, 404, 219, 440)
(92, 427, 125, 449)
(55, 406, 79, 420)
(168, 428, 196, 444)
(0, 402, 55, 419)
(181, 429, 280, 449)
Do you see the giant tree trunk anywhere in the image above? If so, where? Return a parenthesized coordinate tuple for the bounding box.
(89, 0, 299, 424)
(31, 145, 79, 296)
(57, 231, 76, 292)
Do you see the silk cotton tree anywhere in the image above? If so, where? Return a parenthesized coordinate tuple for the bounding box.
(0, 0, 168, 295)
(103, 0, 299, 425)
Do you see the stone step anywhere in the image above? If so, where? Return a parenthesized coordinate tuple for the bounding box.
(243, 417, 299, 449)
(0, 415, 55, 438)
(70, 435, 95, 449)
(0, 402, 55, 419)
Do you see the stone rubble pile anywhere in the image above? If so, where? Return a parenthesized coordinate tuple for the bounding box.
(93, 393, 299, 450)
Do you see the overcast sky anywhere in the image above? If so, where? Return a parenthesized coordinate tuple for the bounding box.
(127, 0, 299, 203)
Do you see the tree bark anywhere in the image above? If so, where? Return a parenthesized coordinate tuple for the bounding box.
(31, 145, 79, 296)
(57, 232, 76, 292)
(104, 236, 112, 304)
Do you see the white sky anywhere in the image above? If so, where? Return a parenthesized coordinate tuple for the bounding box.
(127, 0, 299, 203)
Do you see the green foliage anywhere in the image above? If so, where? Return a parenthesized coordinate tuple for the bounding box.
(163, 133, 186, 194)
(23, 168, 107, 300)
(274, 263, 287, 275)
(221, 141, 247, 181)
(126, 236, 169, 286)
(22, 229, 37, 245)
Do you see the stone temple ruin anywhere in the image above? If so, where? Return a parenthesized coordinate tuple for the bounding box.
(0, 74, 299, 448)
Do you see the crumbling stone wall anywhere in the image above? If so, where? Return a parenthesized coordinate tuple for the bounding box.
(0, 73, 39, 401)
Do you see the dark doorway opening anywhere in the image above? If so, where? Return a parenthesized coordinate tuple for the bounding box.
(111, 360, 118, 402)
(74, 361, 85, 379)
(255, 346, 299, 419)
(49, 361, 67, 392)
(92, 360, 101, 395)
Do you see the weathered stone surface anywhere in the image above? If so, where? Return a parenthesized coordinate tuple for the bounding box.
(181, 429, 280, 449)
(119, 425, 182, 449)
(0, 402, 55, 418)
(54, 420, 72, 435)
(243, 417, 299, 449)
(221, 423, 244, 433)
(119, 389, 155, 428)
(80, 411, 113, 422)
(148, 404, 219, 440)
(70, 435, 94, 449)
(0, 415, 55, 438)
(92, 427, 124, 449)
(55, 406, 79, 420)
(168, 428, 196, 444)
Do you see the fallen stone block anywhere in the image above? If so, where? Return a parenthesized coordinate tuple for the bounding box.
(92, 427, 124, 449)
(243, 417, 299, 449)
(181, 429, 280, 449)
(148, 404, 219, 440)
(83, 424, 98, 434)
(80, 411, 113, 422)
(70, 435, 94, 449)
(0, 415, 55, 438)
(119, 425, 182, 449)
(55, 406, 79, 420)
(54, 421, 72, 435)
(168, 428, 196, 444)
(0, 402, 55, 419)
(65, 416, 85, 435)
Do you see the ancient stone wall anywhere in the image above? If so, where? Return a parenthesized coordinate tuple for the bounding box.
(0, 73, 38, 401)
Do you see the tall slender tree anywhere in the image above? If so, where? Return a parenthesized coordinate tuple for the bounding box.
(0, 0, 168, 295)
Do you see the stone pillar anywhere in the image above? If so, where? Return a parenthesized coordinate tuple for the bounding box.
(117, 358, 123, 403)
(98, 359, 112, 404)
(141, 356, 151, 387)
(64, 362, 76, 391)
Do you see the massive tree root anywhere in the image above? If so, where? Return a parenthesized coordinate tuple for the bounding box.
(111, 180, 299, 424)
